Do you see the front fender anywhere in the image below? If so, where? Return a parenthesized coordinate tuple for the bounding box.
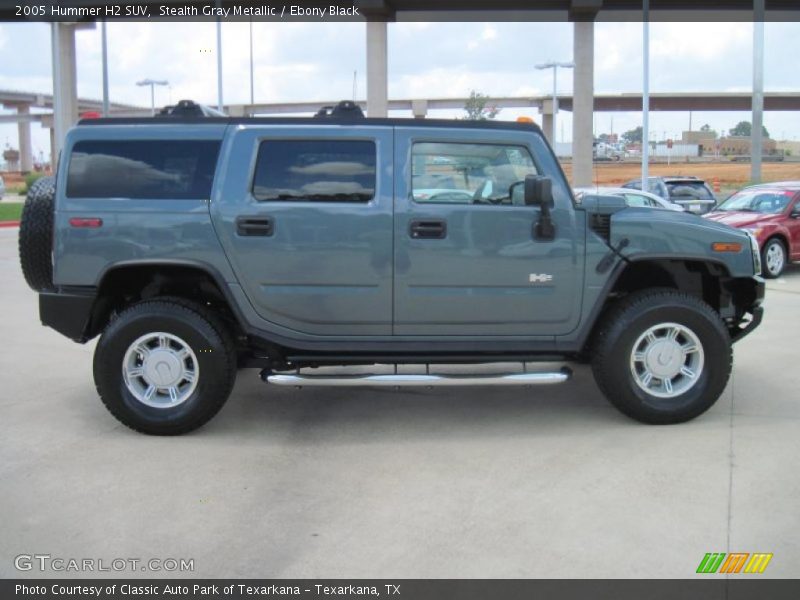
(610, 208, 756, 278)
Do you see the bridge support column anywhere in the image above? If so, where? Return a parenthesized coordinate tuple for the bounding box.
(51, 23, 80, 168)
(540, 98, 555, 146)
(17, 105, 33, 172)
(572, 21, 595, 187)
(366, 20, 388, 118)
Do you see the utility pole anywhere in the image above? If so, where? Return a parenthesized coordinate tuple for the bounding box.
(216, 0, 223, 112)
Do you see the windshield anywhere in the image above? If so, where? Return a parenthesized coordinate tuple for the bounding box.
(665, 181, 714, 200)
(716, 190, 794, 214)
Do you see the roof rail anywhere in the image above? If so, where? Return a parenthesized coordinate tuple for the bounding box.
(156, 100, 226, 118)
(313, 100, 365, 120)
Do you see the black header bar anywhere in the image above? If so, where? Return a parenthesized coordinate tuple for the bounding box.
(2, 0, 800, 22)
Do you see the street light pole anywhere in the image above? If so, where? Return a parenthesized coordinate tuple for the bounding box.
(535, 61, 574, 146)
(642, 0, 650, 186)
(101, 21, 109, 117)
(752, 0, 765, 183)
(136, 79, 169, 116)
(249, 20, 254, 107)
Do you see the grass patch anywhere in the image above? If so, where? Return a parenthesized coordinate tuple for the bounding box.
(0, 203, 23, 221)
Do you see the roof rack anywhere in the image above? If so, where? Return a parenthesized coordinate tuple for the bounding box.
(313, 100, 365, 120)
(156, 100, 226, 118)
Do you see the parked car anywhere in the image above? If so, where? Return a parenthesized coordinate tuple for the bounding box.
(704, 182, 800, 278)
(622, 176, 717, 214)
(574, 186, 684, 211)
(17, 101, 764, 434)
(0, 174, 5, 199)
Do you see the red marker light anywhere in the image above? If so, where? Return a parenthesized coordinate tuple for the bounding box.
(69, 217, 103, 228)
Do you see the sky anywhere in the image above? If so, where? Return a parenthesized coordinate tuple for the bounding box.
(0, 20, 798, 163)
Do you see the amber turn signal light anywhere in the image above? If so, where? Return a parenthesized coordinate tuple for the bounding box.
(711, 242, 742, 253)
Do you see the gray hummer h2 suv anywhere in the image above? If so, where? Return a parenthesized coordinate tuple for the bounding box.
(18, 105, 764, 435)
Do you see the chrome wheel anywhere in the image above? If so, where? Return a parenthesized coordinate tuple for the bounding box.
(765, 241, 785, 276)
(629, 322, 704, 399)
(122, 332, 199, 409)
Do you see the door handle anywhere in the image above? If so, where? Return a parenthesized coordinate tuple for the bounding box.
(409, 220, 447, 239)
(236, 216, 274, 237)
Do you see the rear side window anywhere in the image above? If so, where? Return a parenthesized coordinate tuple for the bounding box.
(252, 140, 376, 202)
(67, 140, 220, 199)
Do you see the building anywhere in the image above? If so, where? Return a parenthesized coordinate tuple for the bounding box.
(682, 130, 718, 154)
(776, 140, 800, 157)
(717, 135, 777, 156)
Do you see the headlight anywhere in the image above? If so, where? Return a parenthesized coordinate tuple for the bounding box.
(745, 231, 761, 275)
(743, 227, 763, 238)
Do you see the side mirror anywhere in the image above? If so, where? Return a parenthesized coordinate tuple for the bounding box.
(524, 175, 554, 207)
(523, 175, 556, 241)
(792, 205, 800, 218)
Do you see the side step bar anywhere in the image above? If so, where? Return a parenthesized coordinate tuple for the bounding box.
(264, 367, 572, 388)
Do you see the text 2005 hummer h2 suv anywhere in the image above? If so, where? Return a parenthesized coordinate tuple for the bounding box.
(18, 102, 764, 435)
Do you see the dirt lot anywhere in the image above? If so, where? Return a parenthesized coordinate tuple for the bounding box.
(561, 160, 800, 189)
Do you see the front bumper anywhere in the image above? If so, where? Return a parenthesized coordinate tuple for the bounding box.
(40, 288, 97, 343)
(730, 275, 765, 343)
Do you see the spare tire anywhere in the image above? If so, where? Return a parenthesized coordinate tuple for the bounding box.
(19, 176, 56, 292)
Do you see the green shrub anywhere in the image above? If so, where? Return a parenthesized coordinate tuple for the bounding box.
(23, 172, 45, 194)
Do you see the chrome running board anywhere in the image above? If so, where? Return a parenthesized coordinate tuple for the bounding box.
(265, 367, 571, 388)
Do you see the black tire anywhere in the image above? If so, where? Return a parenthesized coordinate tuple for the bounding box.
(761, 237, 786, 279)
(591, 290, 732, 424)
(18, 176, 55, 291)
(93, 298, 237, 435)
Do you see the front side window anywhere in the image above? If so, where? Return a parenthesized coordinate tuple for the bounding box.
(67, 140, 220, 199)
(252, 140, 376, 202)
(411, 142, 538, 205)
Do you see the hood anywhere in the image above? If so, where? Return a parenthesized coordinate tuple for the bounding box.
(704, 210, 777, 228)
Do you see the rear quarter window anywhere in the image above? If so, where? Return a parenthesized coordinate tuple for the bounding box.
(66, 140, 220, 199)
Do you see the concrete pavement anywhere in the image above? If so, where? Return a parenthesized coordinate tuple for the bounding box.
(0, 226, 797, 579)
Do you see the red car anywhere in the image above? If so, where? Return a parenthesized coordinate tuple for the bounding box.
(704, 182, 800, 278)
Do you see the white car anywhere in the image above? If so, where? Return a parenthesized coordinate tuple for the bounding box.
(0, 175, 5, 199)
(573, 186, 684, 211)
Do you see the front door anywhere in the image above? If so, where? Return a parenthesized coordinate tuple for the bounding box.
(393, 127, 584, 336)
(212, 125, 393, 336)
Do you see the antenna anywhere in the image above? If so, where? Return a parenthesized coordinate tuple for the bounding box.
(352, 70, 357, 102)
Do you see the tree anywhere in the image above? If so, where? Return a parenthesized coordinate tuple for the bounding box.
(700, 124, 718, 137)
(463, 90, 500, 121)
(729, 120, 770, 138)
(621, 126, 643, 144)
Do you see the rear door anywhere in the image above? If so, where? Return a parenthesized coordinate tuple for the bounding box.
(393, 126, 584, 336)
(212, 125, 393, 336)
